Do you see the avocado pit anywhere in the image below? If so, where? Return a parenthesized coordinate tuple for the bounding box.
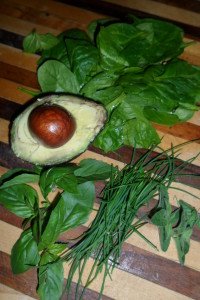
(28, 104, 76, 148)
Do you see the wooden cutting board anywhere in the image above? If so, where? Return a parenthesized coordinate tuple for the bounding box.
(0, 0, 200, 299)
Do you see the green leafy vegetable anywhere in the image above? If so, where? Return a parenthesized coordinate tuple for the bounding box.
(37, 260, 64, 300)
(0, 158, 113, 300)
(38, 60, 79, 93)
(63, 146, 200, 299)
(23, 16, 200, 151)
(11, 228, 40, 274)
(0, 184, 38, 218)
(0, 147, 199, 299)
(23, 30, 59, 53)
(38, 181, 95, 250)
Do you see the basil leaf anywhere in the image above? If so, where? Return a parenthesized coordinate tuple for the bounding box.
(74, 159, 114, 180)
(11, 228, 40, 274)
(0, 174, 39, 189)
(37, 260, 64, 300)
(39, 166, 78, 197)
(38, 60, 79, 93)
(40, 243, 67, 265)
(0, 184, 38, 218)
(39, 181, 95, 250)
(23, 31, 59, 53)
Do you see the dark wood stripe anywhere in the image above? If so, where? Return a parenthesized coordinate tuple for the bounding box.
(154, 123, 200, 144)
(0, 29, 24, 49)
(149, 0, 200, 14)
(0, 97, 22, 121)
(0, 140, 199, 188)
(60, 231, 200, 299)
(0, 142, 34, 169)
(0, 251, 113, 300)
(119, 243, 200, 300)
(56, 0, 200, 40)
(0, 62, 39, 89)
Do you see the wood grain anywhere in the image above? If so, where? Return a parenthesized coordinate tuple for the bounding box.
(0, 0, 200, 299)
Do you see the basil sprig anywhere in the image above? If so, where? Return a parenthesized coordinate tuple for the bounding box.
(0, 159, 113, 300)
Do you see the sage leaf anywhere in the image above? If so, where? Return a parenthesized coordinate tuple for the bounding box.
(173, 200, 198, 264)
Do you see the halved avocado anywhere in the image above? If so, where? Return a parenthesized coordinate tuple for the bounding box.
(11, 94, 107, 165)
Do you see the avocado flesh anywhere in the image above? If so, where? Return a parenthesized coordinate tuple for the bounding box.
(11, 95, 107, 165)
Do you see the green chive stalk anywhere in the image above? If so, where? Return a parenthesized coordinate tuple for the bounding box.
(62, 146, 198, 299)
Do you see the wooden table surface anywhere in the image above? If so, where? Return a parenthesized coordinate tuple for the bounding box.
(0, 0, 200, 299)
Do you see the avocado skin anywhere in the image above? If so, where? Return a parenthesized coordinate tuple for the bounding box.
(11, 94, 107, 165)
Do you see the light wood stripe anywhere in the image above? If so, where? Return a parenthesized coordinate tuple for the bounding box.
(0, 14, 59, 36)
(1, 0, 104, 29)
(0, 78, 38, 104)
(0, 220, 194, 300)
(104, 0, 200, 27)
(156, 132, 200, 166)
(0, 44, 38, 72)
(0, 119, 10, 144)
(0, 283, 35, 300)
(180, 40, 200, 67)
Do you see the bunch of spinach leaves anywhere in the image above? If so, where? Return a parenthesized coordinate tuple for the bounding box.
(0, 159, 113, 300)
(23, 17, 200, 151)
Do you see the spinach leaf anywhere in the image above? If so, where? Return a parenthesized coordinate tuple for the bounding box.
(65, 36, 100, 87)
(38, 60, 79, 93)
(93, 107, 125, 152)
(123, 117, 160, 148)
(38, 40, 70, 67)
(121, 18, 184, 67)
(156, 60, 200, 108)
(37, 260, 64, 300)
(40, 243, 67, 265)
(22, 17, 200, 152)
(23, 30, 59, 53)
(97, 23, 138, 70)
(0, 184, 38, 218)
(11, 228, 40, 274)
(39, 165, 78, 198)
(39, 181, 95, 250)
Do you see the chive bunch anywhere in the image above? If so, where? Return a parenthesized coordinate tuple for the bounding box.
(62, 146, 193, 299)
